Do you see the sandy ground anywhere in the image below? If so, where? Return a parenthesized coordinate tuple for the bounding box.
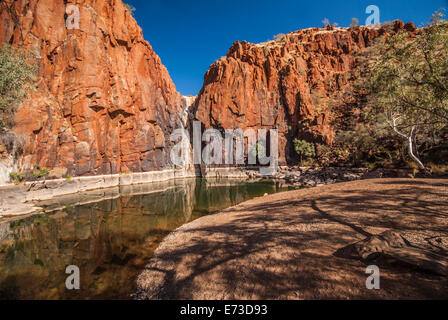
(135, 178, 448, 300)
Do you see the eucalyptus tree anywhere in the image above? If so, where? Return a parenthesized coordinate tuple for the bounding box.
(364, 11, 448, 169)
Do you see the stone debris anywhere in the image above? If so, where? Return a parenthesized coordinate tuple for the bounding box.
(246, 166, 413, 188)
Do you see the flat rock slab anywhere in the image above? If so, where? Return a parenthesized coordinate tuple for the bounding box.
(135, 178, 448, 300)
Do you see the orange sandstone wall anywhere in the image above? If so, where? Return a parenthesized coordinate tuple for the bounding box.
(0, 0, 183, 175)
(193, 22, 416, 164)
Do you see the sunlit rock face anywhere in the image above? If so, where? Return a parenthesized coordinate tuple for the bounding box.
(0, 0, 183, 175)
(193, 22, 416, 164)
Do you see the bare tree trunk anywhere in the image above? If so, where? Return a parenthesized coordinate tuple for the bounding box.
(406, 128, 426, 170)
(387, 114, 426, 170)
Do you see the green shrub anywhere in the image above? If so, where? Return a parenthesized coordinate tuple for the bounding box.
(249, 142, 266, 161)
(32, 166, 50, 179)
(9, 172, 24, 185)
(293, 139, 315, 164)
(357, 10, 448, 170)
(0, 44, 37, 134)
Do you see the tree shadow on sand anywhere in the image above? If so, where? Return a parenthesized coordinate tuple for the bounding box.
(136, 179, 448, 300)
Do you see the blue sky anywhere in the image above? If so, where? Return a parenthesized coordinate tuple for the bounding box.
(126, 0, 448, 95)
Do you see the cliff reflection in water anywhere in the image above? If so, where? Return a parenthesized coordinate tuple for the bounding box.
(0, 178, 290, 299)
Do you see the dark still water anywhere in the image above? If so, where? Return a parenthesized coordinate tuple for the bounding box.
(0, 178, 291, 300)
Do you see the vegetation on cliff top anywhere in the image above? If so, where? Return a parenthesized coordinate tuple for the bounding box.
(123, 2, 136, 16)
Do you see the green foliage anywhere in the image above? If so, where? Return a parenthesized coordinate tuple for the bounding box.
(0, 44, 37, 134)
(335, 114, 401, 167)
(365, 10, 448, 131)
(249, 142, 266, 160)
(310, 89, 336, 119)
(123, 2, 136, 16)
(429, 9, 447, 25)
(293, 139, 315, 164)
(32, 215, 50, 226)
(357, 10, 448, 169)
(9, 172, 24, 185)
(32, 166, 50, 179)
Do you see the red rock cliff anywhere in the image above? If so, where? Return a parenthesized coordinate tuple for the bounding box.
(0, 0, 183, 175)
(193, 22, 416, 164)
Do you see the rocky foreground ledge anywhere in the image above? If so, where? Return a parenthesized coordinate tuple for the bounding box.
(135, 178, 448, 300)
